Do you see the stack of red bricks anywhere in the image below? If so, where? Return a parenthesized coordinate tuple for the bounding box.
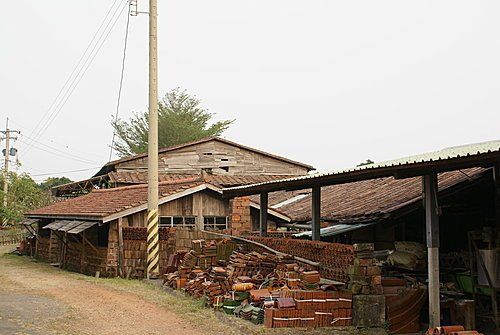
(247, 237, 354, 282)
(348, 243, 383, 295)
(229, 196, 251, 235)
(227, 251, 292, 278)
(264, 290, 353, 328)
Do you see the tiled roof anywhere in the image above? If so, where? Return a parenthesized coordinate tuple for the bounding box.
(28, 178, 205, 219)
(251, 168, 487, 222)
(109, 171, 292, 188)
(96, 137, 314, 176)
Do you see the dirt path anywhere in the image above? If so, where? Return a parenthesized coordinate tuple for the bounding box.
(0, 246, 208, 335)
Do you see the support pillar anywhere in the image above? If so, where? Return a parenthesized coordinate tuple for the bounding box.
(493, 165, 500, 232)
(260, 192, 268, 237)
(312, 185, 321, 241)
(423, 173, 440, 327)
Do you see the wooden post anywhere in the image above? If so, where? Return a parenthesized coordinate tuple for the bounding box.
(195, 193, 204, 230)
(260, 192, 268, 237)
(81, 231, 86, 273)
(493, 165, 500, 231)
(423, 174, 440, 327)
(118, 218, 125, 278)
(312, 185, 321, 241)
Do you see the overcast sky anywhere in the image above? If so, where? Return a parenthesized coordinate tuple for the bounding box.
(1, 1, 499, 182)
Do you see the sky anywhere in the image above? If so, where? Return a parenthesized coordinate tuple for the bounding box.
(1, 1, 499, 183)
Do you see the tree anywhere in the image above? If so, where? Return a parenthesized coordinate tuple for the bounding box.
(38, 176, 73, 191)
(111, 88, 234, 157)
(357, 159, 374, 167)
(0, 172, 54, 225)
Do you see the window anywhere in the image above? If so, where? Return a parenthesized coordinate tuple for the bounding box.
(203, 216, 228, 230)
(159, 217, 172, 227)
(159, 216, 196, 228)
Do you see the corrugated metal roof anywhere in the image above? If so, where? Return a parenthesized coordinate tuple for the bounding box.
(224, 140, 500, 192)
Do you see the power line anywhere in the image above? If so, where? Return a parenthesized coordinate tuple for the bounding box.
(23, 0, 128, 155)
(18, 133, 105, 164)
(24, 0, 121, 148)
(9, 117, 107, 161)
(30, 167, 101, 177)
(109, 2, 132, 161)
(17, 138, 102, 165)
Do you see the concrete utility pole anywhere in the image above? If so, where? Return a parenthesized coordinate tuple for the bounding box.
(1, 118, 20, 209)
(146, 0, 160, 279)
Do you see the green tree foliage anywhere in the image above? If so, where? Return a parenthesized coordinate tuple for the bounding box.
(38, 176, 73, 191)
(0, 172, 53, 226)
(111, 88, 234, 157)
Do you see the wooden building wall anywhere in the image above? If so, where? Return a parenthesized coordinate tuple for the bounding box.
(115, 140, 309, 176)
(36, 224, 108, 276)
(122, 191, 229, 229)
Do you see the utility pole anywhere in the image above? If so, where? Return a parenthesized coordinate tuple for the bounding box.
(146, 0, 160, 279)
(1, 118, 20, 209)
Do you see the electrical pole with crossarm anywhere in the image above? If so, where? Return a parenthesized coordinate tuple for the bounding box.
(1, 118, 20, 221)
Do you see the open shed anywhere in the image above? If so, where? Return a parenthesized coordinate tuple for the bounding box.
(223, 140, 500, 330)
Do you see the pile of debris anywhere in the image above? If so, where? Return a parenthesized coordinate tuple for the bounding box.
(164, 238, 352, 328)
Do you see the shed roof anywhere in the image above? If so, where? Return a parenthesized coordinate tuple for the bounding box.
(224, 140, 500, 197)
(250, 167, 487, 223)
(95, 137, 315, 176)
(109, 171, 293, 188)
(28, 178, 207, 221)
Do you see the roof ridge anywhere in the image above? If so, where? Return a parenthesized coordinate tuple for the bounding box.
(93, 177, 205, 193)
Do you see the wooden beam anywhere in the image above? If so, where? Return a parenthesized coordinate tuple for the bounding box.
(423, 173, 440, 327)
(82, 234, 98, 253)
(260, 192, 268, 237)
(312, 185, 321, 241)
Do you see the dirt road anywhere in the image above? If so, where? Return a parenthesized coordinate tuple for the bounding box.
(0, 246, 224, 335)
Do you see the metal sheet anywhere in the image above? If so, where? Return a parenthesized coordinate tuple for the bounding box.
(477, 249, 500, 288)
(67, 221, 97, 234)
(293, 222, 377, 238)
(58, 220, 85, 232)
(20, 218, 39, 226)
(43, 220, 71, 230)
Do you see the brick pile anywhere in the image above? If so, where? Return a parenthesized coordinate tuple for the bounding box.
(348, 243, 383, 295)
(247, 237, 354, 282)
(164, 239, 355, 329)
(264, 290, 353, 328)
(229, 196, 251, 235)
(227, 251, 293, 278)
